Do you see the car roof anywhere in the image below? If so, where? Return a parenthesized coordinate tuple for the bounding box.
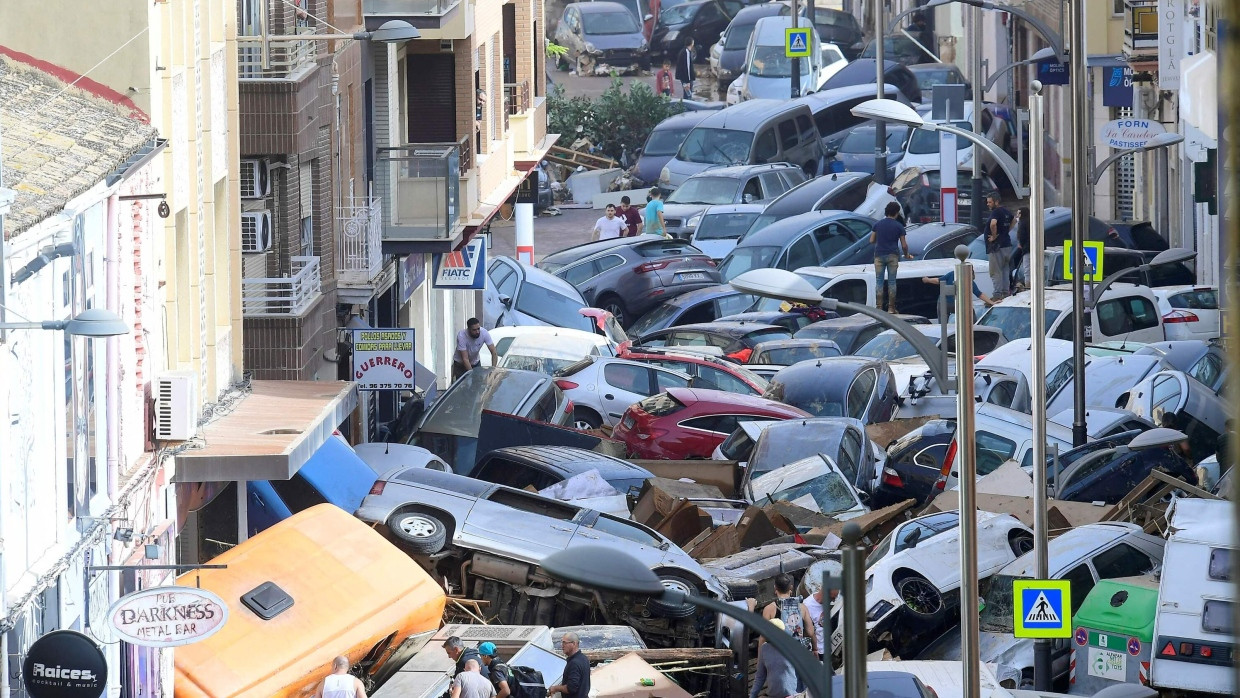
(684, 162, 799, 180)
(798, 314, 928, 332)
(907, 62, 964, 74)
(665, 386, 809, 414)
(703, 203, 768, 216)
(695, 99, 808, 129)
(537, 234, 659, 267)
(1133, 340, 1212, 370)
(735, 210, 859, 247)
(763, 172, 872, 216)
(654, 284, 748, 309)
(904, 222, 976, 248)
(388, 465, 496, 498)
(499, 256, 585, 298)
(572, 1, 631, 13)
(670, 321, 784, 337)
(752, 16, 798, 42)
(731, 2, 784, 22)
(771, 355, 881, 385)
(796, 83, 903, 108)
(481, 446, 650, 479)
(653, 110, 716, 131)
(1001, 523, 1153, 576)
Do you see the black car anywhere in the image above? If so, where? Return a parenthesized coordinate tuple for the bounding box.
(633, 111, 713, 186)
(537, 236, 720, 328)
(636, 321, 792, 362)
(747, 171, 881, 234)
(859, 35, 937, 66)
(1041, 207, 1121, 248)
(628, 284, 758, 337)
(873, 418, 955, 507)
(717, 308, 837, 333)
(820, 221, 984, 268)
(472, 446, 655, 495)
(794, 314, 931, 355)
(652, 0, 745, 61)
(1053, 434, 1198, 504)
(763, 356, 899, 424)
(712, 3, 784, 86)
(822, 58, 922, 103)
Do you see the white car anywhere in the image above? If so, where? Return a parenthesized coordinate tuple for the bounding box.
(351, 443, 452, 475)
(551, 356, 691, 429)
(499, 333, 611, 375)
(746, 453, 869, 521)
(894, 103, 1011, 179)
(830, 510, 1032, 658)
(480, 326, 618, 367)
(1152, 285, 1220, 341)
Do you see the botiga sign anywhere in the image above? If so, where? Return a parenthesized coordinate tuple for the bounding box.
(105, 586, 229, 647)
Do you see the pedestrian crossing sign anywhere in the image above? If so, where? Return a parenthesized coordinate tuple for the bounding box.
(1013, 579, 1072, 638)
(1063, 240, 1105, 281)
(785, 28, 812, 58)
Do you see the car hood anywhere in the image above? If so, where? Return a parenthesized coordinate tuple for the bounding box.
(720, 47, 748, 72)
(690, 238, 740, 261)
(744, 74, 816, 99)
(662, 202, 715, 220)
(664, 160, 718, 188)
(634, 154, 673, 184)
(584, 32, 646, 50)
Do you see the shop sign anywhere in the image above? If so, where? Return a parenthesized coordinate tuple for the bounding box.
(1098, 119, 1166, 150)
(351, 328, 417, 391)
(22, 630, 108, 698)
(106, 586, 228, 648)
(432, 238, 486, 289)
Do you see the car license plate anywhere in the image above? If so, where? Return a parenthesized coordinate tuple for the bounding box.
(1087, 647, 1126, 681)
(677, 273, 706, 282)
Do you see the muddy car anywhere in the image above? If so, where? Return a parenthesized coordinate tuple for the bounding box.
(356, 467, 727, 645)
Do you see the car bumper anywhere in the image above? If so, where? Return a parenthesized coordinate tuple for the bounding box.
(597, 49, 647, 65)
(354, 501, 396, 527)
(633, 281, 719, 317)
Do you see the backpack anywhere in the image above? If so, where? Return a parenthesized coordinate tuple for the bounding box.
(508, 665, 546, 698)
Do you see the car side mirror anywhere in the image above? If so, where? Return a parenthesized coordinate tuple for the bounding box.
(743, 193, 756, 203)
(857, 490, 871, 505)
(826, 149, 838, 159)
(500, 294, 512, 308)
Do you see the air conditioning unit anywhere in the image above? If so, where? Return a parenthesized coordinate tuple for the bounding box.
(241, 211, 273, 253)
(240, 158, 270, 199)
(155, 371, 198, 441)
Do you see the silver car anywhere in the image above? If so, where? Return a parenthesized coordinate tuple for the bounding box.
(554, 356, 692, 430)
(355, 467, 727, 618)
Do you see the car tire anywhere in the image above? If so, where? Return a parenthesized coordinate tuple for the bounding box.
(389, 511, 448, 554)
(718, 576, 758, 600)
(573, 407, 603, 431)
(1009, 530, 1034, 557)
(894, 572, 945, 620)
(646, 571, 701, 618)
(597, 295, 628, 328)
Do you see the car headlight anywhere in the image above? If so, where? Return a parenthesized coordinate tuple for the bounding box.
(686, 212, 702, 229)
(718, 67, 733, 79)
(866, 600, 894, 623)
(660, 167, 670, 185)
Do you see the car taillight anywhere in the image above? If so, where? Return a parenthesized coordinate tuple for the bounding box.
(882, 467, 903, 489)
(726, 348, 752, 363)
(1163, 310, 1200, 323)
(369, 481, 386, 496)
(933, 440, 957, 492)
(555, 379, 579, 390)
(701, 258, 717, 267)
(635, 260, 672, 273)
(564, 399, 574, 414)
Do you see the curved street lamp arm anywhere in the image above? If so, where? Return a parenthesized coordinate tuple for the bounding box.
(669, 591, 831, 698)
(984, 57, 1034, 93)
(1091, 146, 1143, 185)
(934, 123, 1029, 198)
(971, 1, 1066, 63)
(826, 301, 955, 391)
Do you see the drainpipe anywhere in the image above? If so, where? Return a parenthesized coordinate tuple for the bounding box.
(106, 195, 120, 505)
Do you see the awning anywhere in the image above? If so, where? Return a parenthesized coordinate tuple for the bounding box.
(173, 380, 358, 482)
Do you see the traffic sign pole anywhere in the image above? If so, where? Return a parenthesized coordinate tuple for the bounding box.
(790, 0, 801, 98)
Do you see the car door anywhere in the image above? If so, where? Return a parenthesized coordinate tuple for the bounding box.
(812, 222, 858, 263)
(485, 258, 520, 327)
(740, 176, 765, 203)
(462, 487, 583, 556)
(759, 172, 790, 200)
(1094, 294, 1164, 343)
(845, 368, 877, 422)
(779, 233, 820, 271)
(599, 362, 688, 424)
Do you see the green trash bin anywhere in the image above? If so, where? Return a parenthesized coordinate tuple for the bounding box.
(1068, 575, 1158, 696)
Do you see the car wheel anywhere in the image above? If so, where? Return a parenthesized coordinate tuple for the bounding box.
(573, 407, 603, 431)
(389, 511, 448, 554)
(1009, 530, 1034, 557)
(598, 295, 628, 328)
(718, 576, 758, 600)
(895, 573, 944, 619)
(646, 572, 701, 618)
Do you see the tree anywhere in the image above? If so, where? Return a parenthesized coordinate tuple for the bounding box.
(547, 78, 684, 163)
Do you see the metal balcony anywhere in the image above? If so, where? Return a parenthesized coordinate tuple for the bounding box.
(237, 29, 319, 80)
(337, 197, 385, 286)
(363, 0, 462, 30)
(374, 144, 463, 252)
(1124, 0, 1159, 59)
(242, 256, 323, 316)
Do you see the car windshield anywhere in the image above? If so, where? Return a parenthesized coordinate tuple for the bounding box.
(658, 3, 697, 24)
(763, 377, 846, 417)
(583, 10, 641, 34)
(678, 128, 753, 165)
(515, 283, 593, 331)
(668, 177, 740, 205)
(749, 46, 794, 78)
(422, 370, 547, 436)
(628, 303, 681, 336)
(725, 22, 760, 49)
(755, 466, 858, 516)
(750, 426, 837, 477)
(979, 574, 1021, 633)
(914, 69, 960, 91)
(908, 121, 973, 154)
(719, 428, 757, 460)
(796, 325, 857, 346)
(855, 332, 918, 360)
(979, 307, 1062, 341)
(719, 246, 780, 280)
(757, 345, 839, 365)
(840, 125, 908, 154)
(501, 353, 585, 375)
(644, 128, 693, 157)
(697, 212, 761, 239)
(811, 8, 856, 27)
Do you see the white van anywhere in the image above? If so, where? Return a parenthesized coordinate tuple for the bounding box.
(978, 283, 1166, 345)
(1149, 498, 1237, 696)
(736, 16, 824, 102)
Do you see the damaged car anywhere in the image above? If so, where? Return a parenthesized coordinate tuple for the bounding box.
(356, 467, 728, 645)
(746, 453, 869, 522)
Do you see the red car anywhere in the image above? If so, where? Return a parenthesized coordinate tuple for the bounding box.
(619, 346, 769, 395)
(612, 387, 810, 459)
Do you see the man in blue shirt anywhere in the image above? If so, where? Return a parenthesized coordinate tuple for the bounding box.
(985, 193, 1014, 297)
(921, 269, 995, 321)
(870, 202, 912, 313)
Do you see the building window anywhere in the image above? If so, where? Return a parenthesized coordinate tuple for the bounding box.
(1112, 106, 1136, 220)
(1112, 0, 1124, 17)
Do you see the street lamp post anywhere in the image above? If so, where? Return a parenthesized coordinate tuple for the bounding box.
(873, 0, 888, 185)
(952, 244, 982, 698)
(885, 0, 1065, 63)
(0, 307, 130, 338)
(1089, 133, 1186, 185)
(983, 47, 1056, 94)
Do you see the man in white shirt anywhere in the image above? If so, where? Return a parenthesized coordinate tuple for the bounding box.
(592, 204, 627, 241)
(453, 318, 498, 381)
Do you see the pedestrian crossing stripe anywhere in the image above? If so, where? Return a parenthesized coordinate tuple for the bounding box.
(1013, 579, 1073, 639)
(785, 28, 811, 58)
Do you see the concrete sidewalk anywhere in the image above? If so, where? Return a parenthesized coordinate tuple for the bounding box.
(487, 207, 604, 262)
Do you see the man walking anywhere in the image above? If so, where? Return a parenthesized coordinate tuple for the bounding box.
(549, 632, 590, 698)
(453, 319, 497, 381)
(985, 193, 1014, 297)
(450, 660, 497, 698)
(749, 619, 798, 698)
(643, 188, 667, 238)
(314, 656, 367, 698)
(761, 574, 816, 655)
(592, 204, 627, 241)
(618, 196, 643, 237)
(870, 202, 911, 313)
(478, 643, 511, 698)
(675, 39, 695, 99)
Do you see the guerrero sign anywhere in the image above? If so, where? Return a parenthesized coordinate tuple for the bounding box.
(22, 630, 107, 698)
(352, 328, 417, 391)
(106, 586, 228, 648)
(1099, 118, 1167, 150)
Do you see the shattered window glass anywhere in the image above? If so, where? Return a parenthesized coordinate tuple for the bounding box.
(765, 471, 858, 517)
(979, 574, 1018, 632)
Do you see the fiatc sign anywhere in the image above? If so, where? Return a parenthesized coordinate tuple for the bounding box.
(432, 238, 486, 289)
(352, 328, 417, 391)
(22, 630, 108, 698)
(106, 586, 228, 648)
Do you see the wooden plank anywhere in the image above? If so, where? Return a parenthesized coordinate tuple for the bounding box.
(1149, 469, 1220, 500)
(583, 648, 734, 663)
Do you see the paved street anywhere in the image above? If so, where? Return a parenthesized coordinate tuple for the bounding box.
(488, 206, 599, 262)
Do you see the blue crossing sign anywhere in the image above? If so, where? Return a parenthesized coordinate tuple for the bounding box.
(1013, 579, 1072, 639)
(1063, 240, 1105, 282)
(785, 28, 811, 58)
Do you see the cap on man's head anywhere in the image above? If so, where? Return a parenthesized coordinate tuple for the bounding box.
(478, 642, 497, 656)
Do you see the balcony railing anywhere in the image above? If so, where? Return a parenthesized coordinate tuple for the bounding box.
(458, 134, 474, 174)
(504, 81, 531, 116)
(374, 144, 461, 243)
(1124, 0, 1159, 56)
(237, 29, 319, 79)
(242, 256, 323, 316)
(364, 0, 460, 17)
(337, 197, 384, 285)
